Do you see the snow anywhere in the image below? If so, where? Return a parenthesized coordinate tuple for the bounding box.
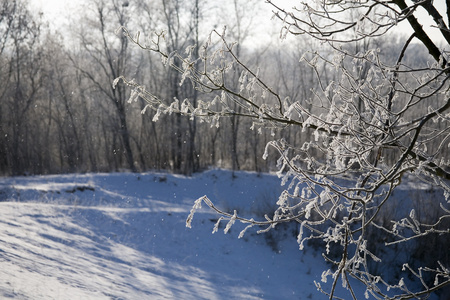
(0, 169, 417, 299)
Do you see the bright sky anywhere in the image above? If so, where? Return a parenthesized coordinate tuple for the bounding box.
(29, 0, 83, 31)
(30, 0, 446, 44)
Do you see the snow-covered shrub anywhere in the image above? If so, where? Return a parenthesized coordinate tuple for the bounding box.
(250, 188, 280, 219)
(0, 187, 17, 202)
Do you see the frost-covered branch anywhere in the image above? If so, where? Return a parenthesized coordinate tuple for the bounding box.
(118, 0, 450, 298)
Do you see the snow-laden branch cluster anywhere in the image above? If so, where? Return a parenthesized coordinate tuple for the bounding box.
(116, 0, 450, 298)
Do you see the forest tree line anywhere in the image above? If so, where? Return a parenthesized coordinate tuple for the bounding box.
(0, 0, 437, 176)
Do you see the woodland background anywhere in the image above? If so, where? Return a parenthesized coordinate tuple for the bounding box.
(0, 0, 433, 176)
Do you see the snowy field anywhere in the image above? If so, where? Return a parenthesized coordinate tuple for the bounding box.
(0, 169, 439, 299)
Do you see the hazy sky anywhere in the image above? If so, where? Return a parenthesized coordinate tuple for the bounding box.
(29, 0, 83, 31)
(29, 0, 446, 44)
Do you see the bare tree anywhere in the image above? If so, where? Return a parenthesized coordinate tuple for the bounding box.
(0, 0, 45, 175)
(72, 0, 137, 172)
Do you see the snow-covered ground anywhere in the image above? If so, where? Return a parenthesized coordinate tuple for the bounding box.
(0, 169, 439, 299)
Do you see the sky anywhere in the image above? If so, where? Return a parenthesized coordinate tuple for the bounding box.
(29, 0, 83, 31)
(29, 0, 447, 45)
